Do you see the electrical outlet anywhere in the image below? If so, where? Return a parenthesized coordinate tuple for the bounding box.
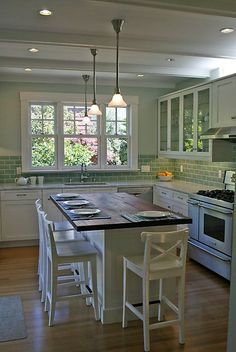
(141, 165, 150, 173)
(218, 170, 222, 178)
(180, 165, 183, 173)
(16, 167, 21, 175)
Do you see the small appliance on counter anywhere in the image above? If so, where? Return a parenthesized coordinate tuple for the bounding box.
(188, 170, 235, 280)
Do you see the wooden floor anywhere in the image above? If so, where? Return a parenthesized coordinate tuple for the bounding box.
(0, 246, 229, 352)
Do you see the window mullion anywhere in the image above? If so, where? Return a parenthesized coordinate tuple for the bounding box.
(57, 102, 63, 170)
(100, 104, 106, 168)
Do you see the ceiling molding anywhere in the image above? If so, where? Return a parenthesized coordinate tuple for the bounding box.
(0, 72, 177, 88)
(93, 0, 236, 18)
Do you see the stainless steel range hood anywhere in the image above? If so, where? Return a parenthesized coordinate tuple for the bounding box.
(200, 126, 236, 140)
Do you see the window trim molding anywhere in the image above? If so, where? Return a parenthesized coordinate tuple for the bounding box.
(20, 92, 139, 173)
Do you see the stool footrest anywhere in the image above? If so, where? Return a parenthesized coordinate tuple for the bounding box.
(133, 299, 161, 307)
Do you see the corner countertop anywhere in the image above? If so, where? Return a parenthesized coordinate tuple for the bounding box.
(154, 180, 216, 195)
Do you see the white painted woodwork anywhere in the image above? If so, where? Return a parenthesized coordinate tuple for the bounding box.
(158, 84, 212, 161)
(1, 190, 41, 241)
(87, 187, 117, 193)
(153, 185, 188, 216)
(212, 76, 236, 127)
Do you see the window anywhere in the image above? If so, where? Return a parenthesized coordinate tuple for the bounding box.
(106, 107, 129, 166)
(20, 92, 138, 172)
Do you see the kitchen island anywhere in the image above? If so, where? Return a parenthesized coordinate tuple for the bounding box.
(51, 192, 192, 323)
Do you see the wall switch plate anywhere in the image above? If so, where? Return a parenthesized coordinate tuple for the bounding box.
(180, 165, 183, 173)
(218, 170, 222, 178)
(141, 165, 150, 173)
(16, 167, 21, 175)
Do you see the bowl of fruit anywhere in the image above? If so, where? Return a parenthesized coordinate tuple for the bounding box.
(157, 171, 173, 181)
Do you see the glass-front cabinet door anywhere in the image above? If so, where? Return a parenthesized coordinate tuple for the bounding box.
(159, 99, 168, 151)
(182, 91, 194, 152)
(170, 96, 180, 151)
(158, 94, 180, 154)
(197, 87, 210, 153)
(182, 85, 210, 157)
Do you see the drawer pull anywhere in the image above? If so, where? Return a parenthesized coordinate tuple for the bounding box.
(16, 193, 27, 197)
(231, 116, 236, 119)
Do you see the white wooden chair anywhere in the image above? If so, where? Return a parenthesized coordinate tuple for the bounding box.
(122, 228, 189, 352)
(35, 199, 86, 303)
(42, 214, 99, 326)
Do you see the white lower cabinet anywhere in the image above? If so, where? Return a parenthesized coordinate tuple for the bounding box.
(153, 186, 188, 216)
(1, 190, 41, 241)
(153, 187, 172, 211)
(88, 187, 117, 193)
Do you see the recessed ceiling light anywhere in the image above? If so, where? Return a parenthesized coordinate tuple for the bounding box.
(166, 58, 174, 62)
(220, 27, 234, 34)
(39, 9, 52, 16)
(137, 74, 144, 78)
(25, 68, 32, 72)
(28, 48, 39, 53)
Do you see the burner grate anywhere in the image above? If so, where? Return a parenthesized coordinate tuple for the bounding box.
(197, 189, 235, 203)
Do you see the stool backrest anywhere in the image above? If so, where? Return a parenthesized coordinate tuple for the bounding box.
(35, 198, 42, 210)
(141, 228, 189, 276)
(41, 212, 57, 260)
(35, 199, 44, 239)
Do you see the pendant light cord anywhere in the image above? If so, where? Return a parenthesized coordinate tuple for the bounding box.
(82, 74, 89, 116)
(116, 29, 120, 94)
(91, 49, 97, 104)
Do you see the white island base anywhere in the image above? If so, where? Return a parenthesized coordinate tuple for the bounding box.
(87, 225, 177, 324)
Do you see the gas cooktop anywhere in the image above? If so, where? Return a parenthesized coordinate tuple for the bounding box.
(197, 189, 235, 203)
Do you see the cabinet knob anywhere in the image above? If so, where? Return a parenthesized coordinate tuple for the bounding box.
(231, 116, 236, 119)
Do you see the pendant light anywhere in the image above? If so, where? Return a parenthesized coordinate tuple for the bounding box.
(82, 74, 91, 125)
(88, 48, 102, 116)
(108, 19, 127, 108)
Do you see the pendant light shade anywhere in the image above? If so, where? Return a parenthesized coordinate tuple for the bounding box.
(88, 49, 102, 116)
(82, 74, 92, 125)
(108, 19, 127, 108)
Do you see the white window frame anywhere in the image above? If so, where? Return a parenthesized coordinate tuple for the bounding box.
(20, 92, 139, 173)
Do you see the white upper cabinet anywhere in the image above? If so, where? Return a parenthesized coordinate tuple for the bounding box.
(212, 75, 236, 127)
(158, 84, 211, 160)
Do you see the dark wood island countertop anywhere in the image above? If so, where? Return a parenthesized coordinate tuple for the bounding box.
(50, 192, 192, 232)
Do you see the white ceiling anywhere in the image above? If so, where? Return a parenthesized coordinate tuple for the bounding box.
(1, 0, 236, 88)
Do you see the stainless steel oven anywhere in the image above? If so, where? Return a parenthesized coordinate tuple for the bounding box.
(188, 170, 235, 280)
(198, 202, 232, 256)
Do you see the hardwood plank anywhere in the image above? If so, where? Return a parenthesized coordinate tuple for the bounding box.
(0, 247, 229, 352)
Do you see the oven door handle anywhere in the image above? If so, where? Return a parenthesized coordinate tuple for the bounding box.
(188, 240, 231, 263)
(198, 202, 233, 214)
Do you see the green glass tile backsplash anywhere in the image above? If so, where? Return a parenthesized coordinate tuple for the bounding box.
(0, 155, 235, 188)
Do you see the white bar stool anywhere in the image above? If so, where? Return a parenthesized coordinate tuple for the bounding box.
(43, 215, 99, 326)
(35, 199, 87, 302)
(122, 228, 189, 352)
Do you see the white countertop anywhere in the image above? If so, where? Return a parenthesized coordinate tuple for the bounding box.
(0, 179, 212, 194)
(0, 180, 155, 191)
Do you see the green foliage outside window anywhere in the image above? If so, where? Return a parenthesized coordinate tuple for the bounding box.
(32, 137, 55, 166)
